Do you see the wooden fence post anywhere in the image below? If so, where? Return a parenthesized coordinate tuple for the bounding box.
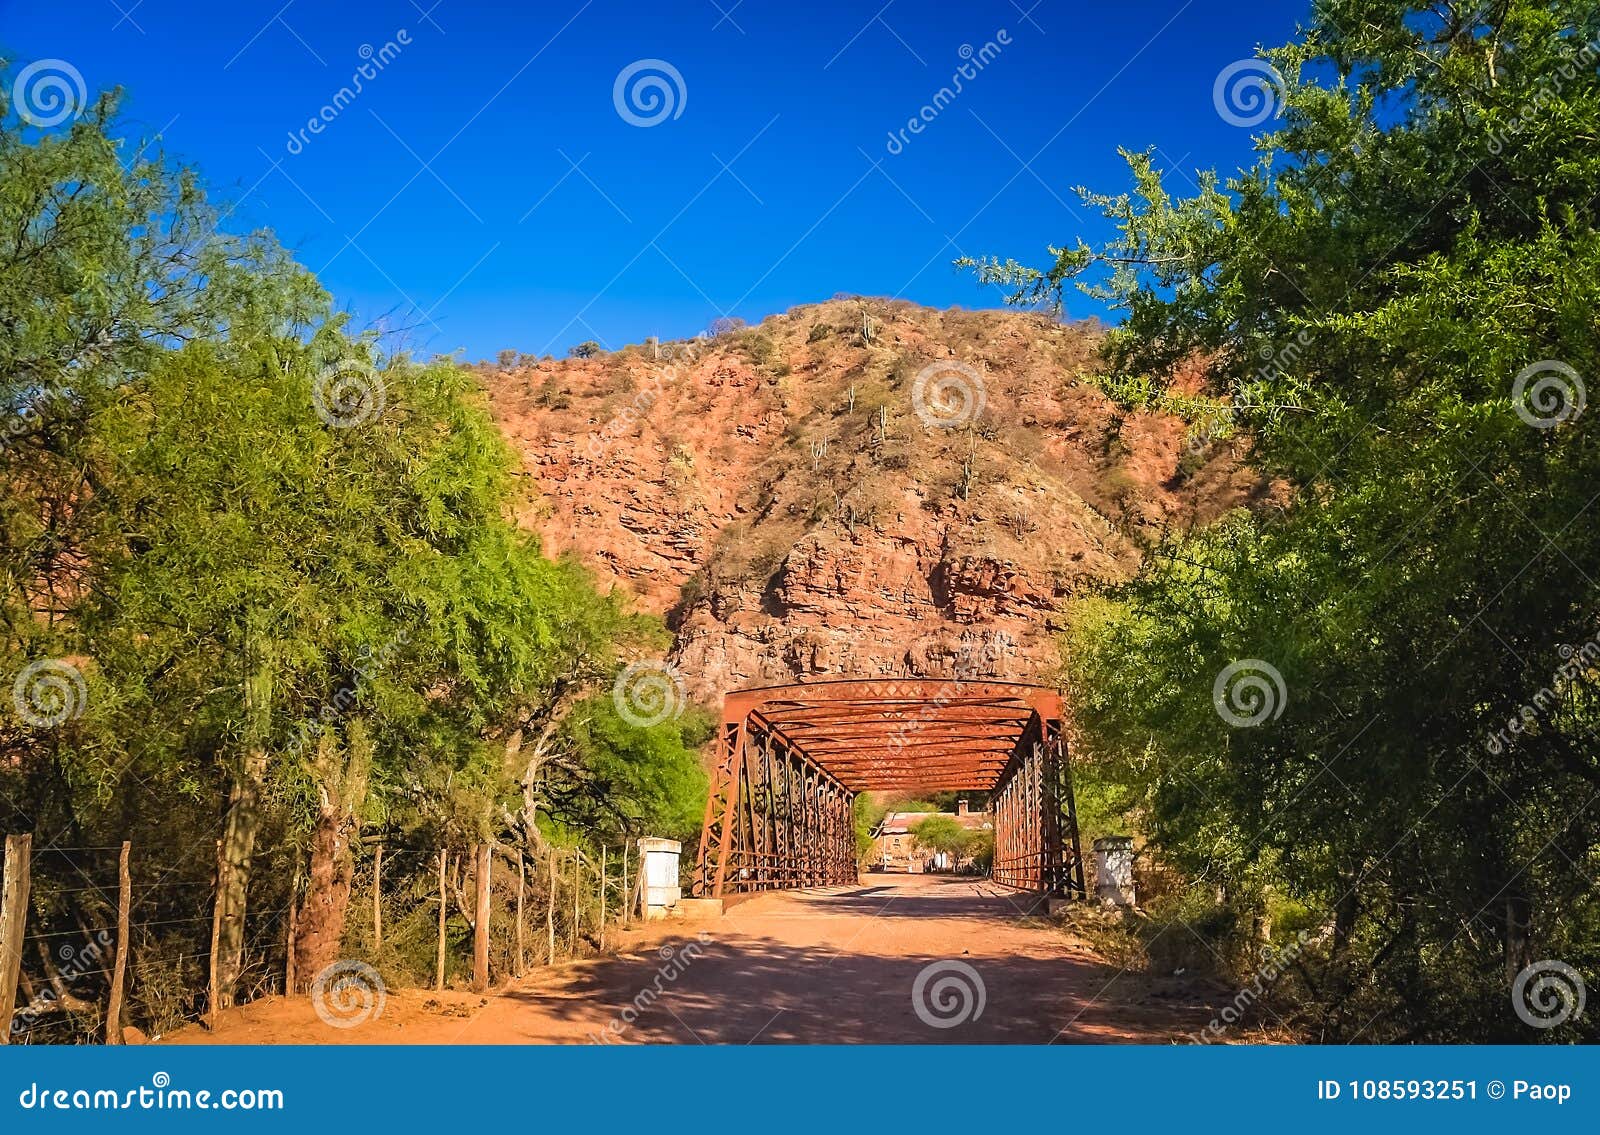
(105, 840, 130, 1044)
(545, 852, 556, 964)
(206, 838, 222, 1030)
(515, 851, 526, 978)
(598, 845, 607, 952)
(372, 843, 383, 954)
(570, 850, 580, 954)
(471, 843, 490, 993)
(0, 833, 33, 1045)
(621, 842, 630, 928)
(435, 848, 447, 991)
(284, 858, 300, 992)
(285, 861, 300, 996)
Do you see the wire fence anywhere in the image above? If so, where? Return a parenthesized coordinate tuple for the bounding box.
(0, 831, 643, 1044)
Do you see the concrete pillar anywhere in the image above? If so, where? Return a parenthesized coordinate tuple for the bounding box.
(1093, 836, 1136, 907)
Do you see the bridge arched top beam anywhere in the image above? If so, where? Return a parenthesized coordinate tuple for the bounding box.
(724, 677, 1062, 720)
(721, 677, 1063, 793)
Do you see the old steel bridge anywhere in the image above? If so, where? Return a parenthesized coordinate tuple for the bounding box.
(693, 679, 1085, 900)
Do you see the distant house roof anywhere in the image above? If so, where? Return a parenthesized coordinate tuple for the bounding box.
(875, 810, 993, 836)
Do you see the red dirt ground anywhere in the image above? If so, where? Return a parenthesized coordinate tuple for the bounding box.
(167, 874, 1228, 1045)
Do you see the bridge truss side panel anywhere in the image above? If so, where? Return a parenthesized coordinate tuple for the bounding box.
(695, 719, 857, 897)
(991, 712, 1086, 899)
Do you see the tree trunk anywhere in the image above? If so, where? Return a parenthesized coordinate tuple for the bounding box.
(472, 844, 491, 993)
(213, 750, 267, 1007)
(291, 725, 372, 988)
(293, 799, 356, 985)
(215, 616, 277, 1007)
(1504, 891, 1534, 988)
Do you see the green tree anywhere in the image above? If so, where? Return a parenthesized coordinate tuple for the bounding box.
(0, 75, 711, 1023)
(972, 0, 1600, 1041)
(911, 815, 972, 867)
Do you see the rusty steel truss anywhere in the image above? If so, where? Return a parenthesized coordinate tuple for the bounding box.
(694, 679, 1085, 900)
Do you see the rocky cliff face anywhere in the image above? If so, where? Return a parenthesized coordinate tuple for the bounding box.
(485, 299, 1256, 704)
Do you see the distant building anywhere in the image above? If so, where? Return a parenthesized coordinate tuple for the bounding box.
(870, 798, 993, 873)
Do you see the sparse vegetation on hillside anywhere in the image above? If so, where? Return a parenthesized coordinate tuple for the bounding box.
(478, 295, 1254, 698)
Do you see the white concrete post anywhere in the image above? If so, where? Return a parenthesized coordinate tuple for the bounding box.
(1093, 836, 1136, 907)
(638, 838, 682, 920)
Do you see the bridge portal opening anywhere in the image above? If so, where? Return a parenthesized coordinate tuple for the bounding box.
(694, 679, 1085, 900)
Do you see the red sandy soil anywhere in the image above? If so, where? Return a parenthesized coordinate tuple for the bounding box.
(167, 875, 1233, 1045)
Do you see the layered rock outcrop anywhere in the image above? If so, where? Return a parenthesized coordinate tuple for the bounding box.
(485, 299, 1256, 703)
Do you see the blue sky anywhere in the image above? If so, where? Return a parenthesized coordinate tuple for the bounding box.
(1, 0, 1305, 359)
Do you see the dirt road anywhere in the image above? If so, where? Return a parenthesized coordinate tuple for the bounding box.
(174, 874, 1218, 1044)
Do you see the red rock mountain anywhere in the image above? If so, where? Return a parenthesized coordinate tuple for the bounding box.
(483, 298, 1255, 704)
